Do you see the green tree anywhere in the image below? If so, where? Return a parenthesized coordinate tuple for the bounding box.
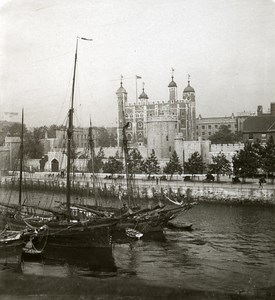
(128, 148, 144, 176)
(184, 151, 205, 177)
(163, 150, 183, 180)
(96, 127, 109, 147)
(232, 142, 260, 182)
(47, 124, 66, 138)
(87, 147, 105, 172)
(24, 128, 44, 159)
(109, 132, 117, 147)
(209, 152, 232, 182)
(103, 156, 123, 175)
(209, 125, 242, 144)
(262, 136, 275, 177)
(0, 122, 28, 145)
(6, 122, 27, 137)
(142, 151, 160, 179)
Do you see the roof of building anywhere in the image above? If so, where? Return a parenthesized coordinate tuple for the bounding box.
(139, 88, 149, 99)
(168, 76, 177, 88)
(243, 115, 275, 133)
(183, 82, 195, 93)
(116, 83, 127, 94)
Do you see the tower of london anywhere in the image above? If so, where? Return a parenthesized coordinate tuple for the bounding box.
(116, 74, 196, 159)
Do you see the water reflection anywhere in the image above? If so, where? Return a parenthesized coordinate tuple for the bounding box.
(0, 243, 22, 273)
(22, 246, 117, 278)
(0, 202, 274, 296)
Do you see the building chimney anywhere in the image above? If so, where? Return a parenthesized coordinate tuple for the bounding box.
(257, 105, 263, 116)
(270, 103, 275, 116)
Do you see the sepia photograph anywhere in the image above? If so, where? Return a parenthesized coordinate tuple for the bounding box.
(0, 0, 274, 299)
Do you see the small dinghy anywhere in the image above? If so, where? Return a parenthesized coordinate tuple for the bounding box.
(126, 228, 143, 239)
(167, 221, 193, 231)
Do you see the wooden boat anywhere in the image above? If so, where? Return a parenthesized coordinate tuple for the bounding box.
(125, 228, 143, 239)
(166, 221, 193, 230)
(0, 227, 36, 267)
(89, 97, 197, 238)
(1, 37, 118, 250)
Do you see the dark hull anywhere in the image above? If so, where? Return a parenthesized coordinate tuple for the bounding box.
(166, 221, 193, 230)
(0, 238, 23, 268)
(4, 216, 117, 249)
(115, 206, 187, 234)
(41, 245, 117, 273)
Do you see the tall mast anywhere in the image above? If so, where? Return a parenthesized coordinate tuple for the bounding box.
(18, 109, 24, 207)
(88, 118, 97, 205)
(66, 38, 78, 219)
(121, 108, 131, 207)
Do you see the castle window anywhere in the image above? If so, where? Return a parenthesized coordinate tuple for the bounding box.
(215, 125, 218, 128)
(208, 132, 211, 136)
(202, 125, 205, 129)
(208, 125, 211, 129)
(128, 122, 132, 129)
(169, 146, 172, 152)
(137, 122, 143, 128)
(175, 124, 177, 129)
(202, 132, 205, 135)
(127, 133, 132, 141)
(138, 132, 143, 140)
(166, 135, 168, 141)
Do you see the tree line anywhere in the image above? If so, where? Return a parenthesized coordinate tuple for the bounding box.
(0, 123, 117, 159)
(90, 137, 275, 182)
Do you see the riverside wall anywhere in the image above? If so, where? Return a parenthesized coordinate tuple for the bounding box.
(1, 174, 275, 206)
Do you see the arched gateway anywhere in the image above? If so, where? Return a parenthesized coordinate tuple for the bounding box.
(51, 159, 59, 172)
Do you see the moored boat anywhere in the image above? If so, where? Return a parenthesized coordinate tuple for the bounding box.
(1, 37, 118, 251)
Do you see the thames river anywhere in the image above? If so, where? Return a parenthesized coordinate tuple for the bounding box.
(0, 196, 274, 299)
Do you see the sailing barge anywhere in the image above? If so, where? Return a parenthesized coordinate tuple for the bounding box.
(1, 37, 118, 250)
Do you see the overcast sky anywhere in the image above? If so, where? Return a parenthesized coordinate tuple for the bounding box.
(1, 0, 275, 128)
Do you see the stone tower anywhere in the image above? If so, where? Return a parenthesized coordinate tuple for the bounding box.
(168, 70, 177, 103)
(182, 76, 196, 140)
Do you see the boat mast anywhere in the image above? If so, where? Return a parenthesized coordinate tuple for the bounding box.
(18, 108, 24, 207)
(66, 38, 78, 219)
(121, 108, 131, 207)
(88, 118, 97, 205)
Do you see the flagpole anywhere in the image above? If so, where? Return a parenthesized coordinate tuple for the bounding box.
(135, 75, 142, 103)
(135, 76, 138, 103)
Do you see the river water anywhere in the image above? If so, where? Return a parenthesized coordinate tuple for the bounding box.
(0, 189, 275, 298)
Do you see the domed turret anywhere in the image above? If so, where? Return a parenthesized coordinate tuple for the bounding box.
(138, 82, 149, 104)
(138, 88, 149, 100)
(183, 76, 195, 93)
(116, 82, 127, 94)
(168, 76, 177, 88)
(168, 69, 177, 102)
(183, 84, 195, 93)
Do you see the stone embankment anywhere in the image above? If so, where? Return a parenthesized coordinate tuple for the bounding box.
(1, 173, 275, 205)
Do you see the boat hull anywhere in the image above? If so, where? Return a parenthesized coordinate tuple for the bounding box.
(0, 234, 24, 268)
(3, 216, 116, 248)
